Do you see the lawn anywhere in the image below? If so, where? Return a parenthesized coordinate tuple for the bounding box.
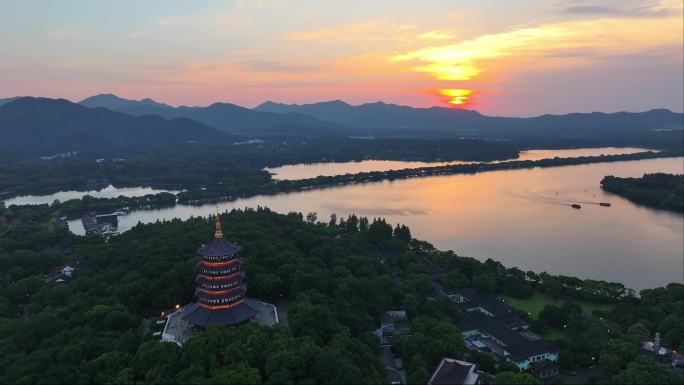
(501, 291, 614, 320)
(541, 328, 571, 343)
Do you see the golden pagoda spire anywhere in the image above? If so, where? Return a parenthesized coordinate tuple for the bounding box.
(214, 213, 223, 239)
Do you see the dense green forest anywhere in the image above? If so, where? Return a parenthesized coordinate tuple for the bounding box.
(601, 173, 684, 213)
(0, 202, 682, 384)
(0, 137, 518, 198)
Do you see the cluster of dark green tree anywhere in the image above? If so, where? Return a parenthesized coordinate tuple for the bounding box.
(534, 289, 684, 385)
(0, 203, 468, 383)
(0, 133, 519, 198)
(1, 201, 682, 384)
(419, 244, 684, 384)
(429, 248, 636, 303)
(601, 173, 684, 213)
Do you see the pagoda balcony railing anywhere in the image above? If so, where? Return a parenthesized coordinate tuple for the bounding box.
(199, 264, 241, 276)
(198, 292, 244, 306)
(197, 258, 240, 269)
(195, 271, 244, 283)
(196, 285, 246, 298)
(199, 278, 242, 291)
(201, 253, 238, 262)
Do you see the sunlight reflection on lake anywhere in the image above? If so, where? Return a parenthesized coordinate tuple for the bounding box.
(70, 156, 683, 290)
(265, 147, 652, 180)
(3, 185, 179, 206)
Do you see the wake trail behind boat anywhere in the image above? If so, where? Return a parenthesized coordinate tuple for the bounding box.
(508, 189, 575, 207)
(554, 192, 609, 206)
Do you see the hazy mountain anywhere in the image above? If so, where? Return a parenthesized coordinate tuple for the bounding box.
(80, 94, 174, 115)
(0, 97, 236, 155)
(255, 100, 483, 131)
(167, 103, 347, 136)
(0, 97, 19, 107)
(79, 94, 346, 136)
(80, 94, 683, 143)
(256, 100, 684, 146)
(257, 100, 682, 131)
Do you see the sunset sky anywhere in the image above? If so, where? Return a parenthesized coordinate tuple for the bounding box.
(1, 0, 682, 116)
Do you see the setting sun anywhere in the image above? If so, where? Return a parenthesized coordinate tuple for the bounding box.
(441, 88, 472, 106)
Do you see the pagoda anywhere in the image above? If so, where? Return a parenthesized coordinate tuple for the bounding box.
(182, 215, 260, 326)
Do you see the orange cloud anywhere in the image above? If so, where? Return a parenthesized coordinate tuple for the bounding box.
(418, 30, 455, 40)
(391, 8, 682, 107)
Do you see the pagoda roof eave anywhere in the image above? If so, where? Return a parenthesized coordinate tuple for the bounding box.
(181, 299, 260, 326)
(197, 237, 241, 257)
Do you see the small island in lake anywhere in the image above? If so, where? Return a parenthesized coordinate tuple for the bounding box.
(601, 173, 684, 213)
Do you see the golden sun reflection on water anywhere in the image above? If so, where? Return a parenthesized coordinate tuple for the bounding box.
(69, 157, 684, 290)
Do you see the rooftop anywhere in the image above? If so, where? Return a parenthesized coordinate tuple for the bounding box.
(379, 310, 412, 337)
(162, 309, 197, 346)
(379, 345, 406, 384)
(459, 312, 558, 361)
(459, 312, 529, 347)
(197, 237, 241, 257)
(250, 299, 279, 327)
(427, 358, 480, 385)
(165, 298, 278, 345)
(182, 299, 259, 326)
(457, 297, 512, 317)
(496, 313, 529, 329)
(507, 340, 559, 361)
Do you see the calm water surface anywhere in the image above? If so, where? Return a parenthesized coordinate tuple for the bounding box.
(70, 157, 683, 290)
(265, 147, 651, 180)
(3, 185, 179, 206)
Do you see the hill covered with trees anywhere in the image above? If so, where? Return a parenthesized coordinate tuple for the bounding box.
(602, 173, 684, 213)
(0, 203, 682, 384)
(0, 98, 237, 156)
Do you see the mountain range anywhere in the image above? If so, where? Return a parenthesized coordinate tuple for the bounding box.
(78, 94, 684, 141)
(79, 94, 346, 136)
(0, 94, 682, 158)
(255, 100, 684, 138)
(0, 97, 19, 107)
(0, 97, 235, 155)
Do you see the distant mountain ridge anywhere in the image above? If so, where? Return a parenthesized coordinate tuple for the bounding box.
(0, 97, 236, 155)
(80, 94, 173, 111)
(75, 94, 683, 140)
(0, 97, 19, 107)
(78, 94, 347, 136)
(255, 100, 683, 134)
(2, 93, 681, 148)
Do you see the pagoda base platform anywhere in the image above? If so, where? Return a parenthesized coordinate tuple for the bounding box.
(181, 297, 275, 327)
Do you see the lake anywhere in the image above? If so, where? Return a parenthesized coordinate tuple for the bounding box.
(69, 156, 683, 290)
(265, 147, 652, 180)
(3, 185, 179, 206)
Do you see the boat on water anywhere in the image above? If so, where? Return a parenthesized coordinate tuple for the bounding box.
(571, 204, 582, 209)
(599, 202, 612, 207)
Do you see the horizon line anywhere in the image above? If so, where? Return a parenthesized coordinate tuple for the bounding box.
(2, 93, 682, 118)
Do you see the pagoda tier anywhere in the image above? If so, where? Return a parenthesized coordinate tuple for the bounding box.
(182, 215, 258, 327)
(198, 261, 243, 277)
(195, 286, 247, 307)
(196, 272, 244, 291)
